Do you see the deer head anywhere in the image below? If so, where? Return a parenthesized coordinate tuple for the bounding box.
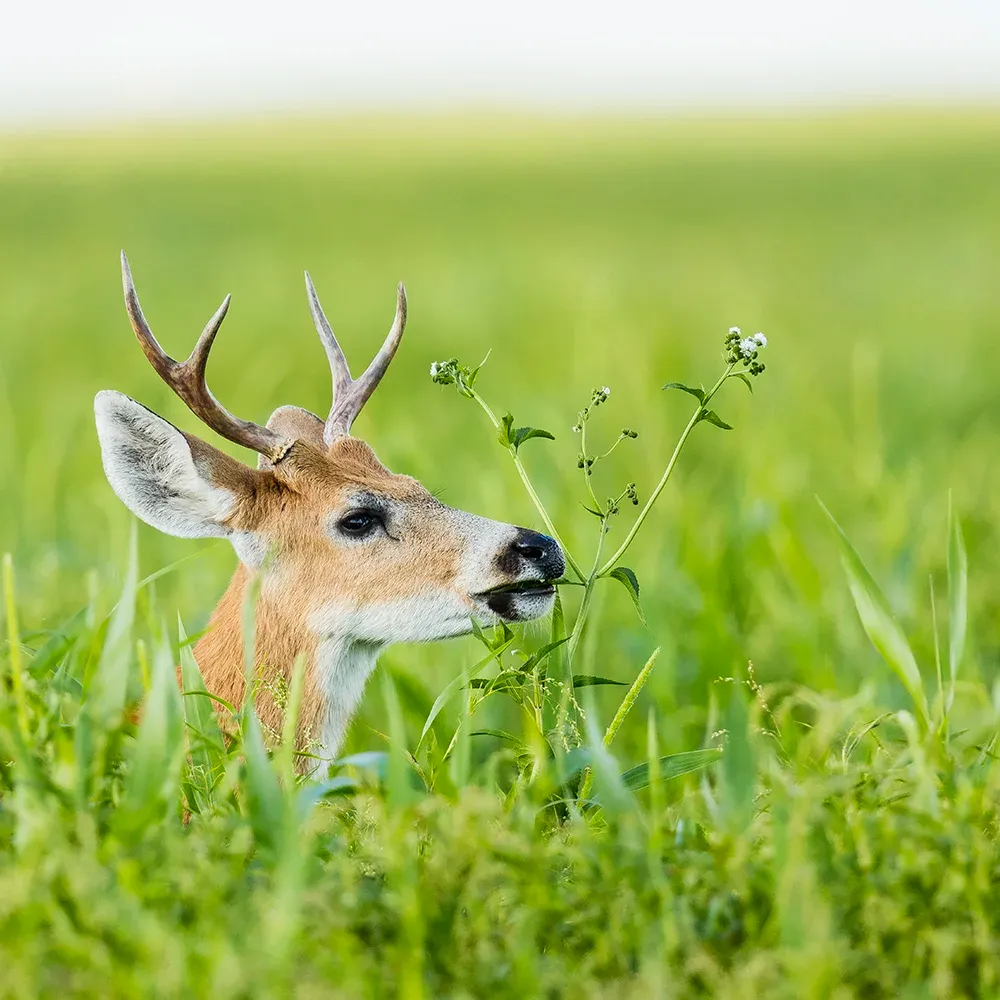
(95, 253, 563, 761)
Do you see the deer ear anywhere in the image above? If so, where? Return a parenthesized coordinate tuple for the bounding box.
(95, 390, 254, 539)
(258, 405, 326, 469)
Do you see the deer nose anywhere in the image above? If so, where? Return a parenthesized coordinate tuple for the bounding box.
(508, 529, 564, 578)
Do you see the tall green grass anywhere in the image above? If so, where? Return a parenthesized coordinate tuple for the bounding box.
(2, 112, 1000, 996)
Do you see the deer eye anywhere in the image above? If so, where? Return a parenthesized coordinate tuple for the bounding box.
(337, 509, 382, 538)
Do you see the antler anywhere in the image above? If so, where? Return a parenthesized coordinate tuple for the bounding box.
(120, 251, 293, 463)
(305, 272, 407, 445)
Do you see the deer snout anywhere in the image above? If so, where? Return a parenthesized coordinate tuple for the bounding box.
(502, 528, 564, 581)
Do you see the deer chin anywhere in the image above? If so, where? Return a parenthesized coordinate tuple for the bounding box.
(472, 579, 558, 623)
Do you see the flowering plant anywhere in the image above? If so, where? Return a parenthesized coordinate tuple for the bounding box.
(427, 324, 769, 800)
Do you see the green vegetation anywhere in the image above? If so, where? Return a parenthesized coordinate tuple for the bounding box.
(2, 112, 1000, 997)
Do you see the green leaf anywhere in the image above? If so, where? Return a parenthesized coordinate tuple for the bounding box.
(581, 503, 605, 519)
(522, 636, 571, 678)
(582, 693, 634, 817)
(619, 748, 722, 791)
(466, 350, 491, 390)
(117, 630, 185, 838)
(242, 709, 287, 855)
(573, 675, 629, 688)
(87, 520, 139, 725)
(819, 499, 929, 729)
(471, 728, 526, 747)
(417, 638, 514, 748)
(607, 566, 645, 625)
(699, 409, 733, 430)
(511, 426, 555, 450)
(178, 615, 226, 800)
(947, 494, 967, 690)
(498, 412, 514, 448)
(662, 382, 706, 404)
(732, 372, 754, 393)
(380, 670, 419, 808)
(720, 686, 756, 832)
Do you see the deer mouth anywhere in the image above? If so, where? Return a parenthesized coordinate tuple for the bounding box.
(474, 578, 558, 622)
(477, 579, 557, 599)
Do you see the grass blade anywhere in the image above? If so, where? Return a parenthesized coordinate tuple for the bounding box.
(117, 629, 185, 837)
(3, 554, 29, 741)
(619, 748, 723, 791)
(819, 500, 929, 729)
(178, 615, 226, 788)
(720, 685, 756, 833)
(417, 638, 514, 749)
(947, 494, 967, 705)
(88, 520, 139, 725)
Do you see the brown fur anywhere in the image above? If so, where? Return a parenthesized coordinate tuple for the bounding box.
(188, 432, 466, 760)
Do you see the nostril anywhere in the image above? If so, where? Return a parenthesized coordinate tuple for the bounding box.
(496, 528, 564, 578)
(515, 543, 547, 562)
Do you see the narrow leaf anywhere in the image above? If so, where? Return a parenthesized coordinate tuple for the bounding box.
(607, 566, 645, 625)
(699, 409, 733, 430)
(947, 495, 967, 690)
(381, 670, 418, 808)
(471, 728, 527, 749)
(242, 710, 287, 854)
(732, 372, 754, 393)
(582, 695, 634, 817)
(522, 636, 571, 678)
(662, 382, 706, 404)
(178, 615, 226, 792)
(721, 686, 755, 832)
(619, 748, 722, 791)
(572, 675, 629, 688)
(819, 500, 929, 728)
(88, 521, 139, 724)
(417, 638, 514, 748)
(117, 630, 185, 836)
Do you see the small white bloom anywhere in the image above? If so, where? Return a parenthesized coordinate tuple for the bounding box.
(602, 386, 611, 396)
(739, 338, 757, 358)
(429, 362, 439, 377)
(729, 326, 741, 336)
(753, 332, 767, 348)
(572, 424, 581, 433)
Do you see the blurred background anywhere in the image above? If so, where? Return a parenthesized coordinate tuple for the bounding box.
(1, 1, 999, 756)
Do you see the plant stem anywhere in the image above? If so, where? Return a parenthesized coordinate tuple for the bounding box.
(566, 526, 607, 667)
(469, 389, 586, 581)
(580, 418, 601, 513)
(597, 364, 735, 577)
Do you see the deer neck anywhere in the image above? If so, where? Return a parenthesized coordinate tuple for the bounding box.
(192, 564, 382, 764)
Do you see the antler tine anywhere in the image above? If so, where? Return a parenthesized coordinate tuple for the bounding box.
(310, 278, 407, 445)
(336, 282, 407, 435)
(305, 270, 353, 396)
(120, 251, 292, 462)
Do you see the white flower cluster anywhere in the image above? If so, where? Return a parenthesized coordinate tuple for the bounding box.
(737, 332, 768, 358)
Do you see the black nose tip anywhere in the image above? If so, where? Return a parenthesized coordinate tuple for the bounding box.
(504, 528, 565, 578)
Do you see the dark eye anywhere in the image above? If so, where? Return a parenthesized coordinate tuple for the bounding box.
(337, 510, 381, 538)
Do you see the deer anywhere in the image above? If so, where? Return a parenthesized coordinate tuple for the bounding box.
(95, 252, 564, 768)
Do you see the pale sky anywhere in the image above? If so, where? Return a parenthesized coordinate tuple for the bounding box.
(2, 0, 999, 123)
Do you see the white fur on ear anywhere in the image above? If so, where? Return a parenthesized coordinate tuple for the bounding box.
(94, 390, 236, 539)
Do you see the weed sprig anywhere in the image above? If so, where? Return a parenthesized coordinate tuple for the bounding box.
(430, 326, 769, 796)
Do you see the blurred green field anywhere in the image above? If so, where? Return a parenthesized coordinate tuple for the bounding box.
(3, 112, 1000, 997)
(3, 111, 1000, 755)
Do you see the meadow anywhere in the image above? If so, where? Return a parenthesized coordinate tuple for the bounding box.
(1, 111, 1000, 997)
